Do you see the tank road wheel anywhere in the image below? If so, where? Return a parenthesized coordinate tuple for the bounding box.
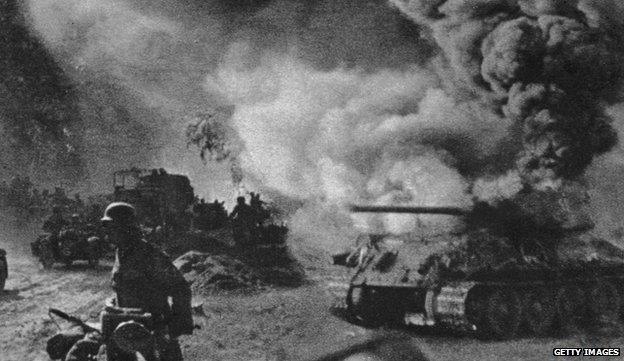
(465, 286, 487, 327)
(588, 281, 620, 323)
(523, 287, 556, 336)
(556, 284, 586, 333)
(480, 287, 522, 339)
(346, 286, 382, 327)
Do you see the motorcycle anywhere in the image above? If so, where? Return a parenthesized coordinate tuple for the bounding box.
(32, 230, 103, 268)
(47, 298, 180, 361)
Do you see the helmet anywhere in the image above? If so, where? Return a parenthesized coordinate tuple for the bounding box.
(101, 202, 137, 225)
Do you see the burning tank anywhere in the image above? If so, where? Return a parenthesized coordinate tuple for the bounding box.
(336, 199, 624, 339)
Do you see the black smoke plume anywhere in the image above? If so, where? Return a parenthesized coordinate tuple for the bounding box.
(392, 0, 624, 189)
(389, 0, 624, 237)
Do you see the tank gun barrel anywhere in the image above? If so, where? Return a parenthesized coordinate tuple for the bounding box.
(349, 204, 469, 216)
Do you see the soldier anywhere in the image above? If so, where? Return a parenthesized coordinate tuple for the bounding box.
(230, 196, 254, 222)
(105, 202, 193, 350)
(230, 196, 256, 246)
(209, 199, 227, 229)
(65, 202, 193, 361)
(43, 206, 68, 236)
(249, 192, 270, 227)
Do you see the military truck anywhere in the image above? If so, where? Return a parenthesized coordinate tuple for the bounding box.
(337, 204, 624, 339)
(113, 168, 194, 236)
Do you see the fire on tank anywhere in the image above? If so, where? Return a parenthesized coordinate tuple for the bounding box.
(335, 197, 624, 339)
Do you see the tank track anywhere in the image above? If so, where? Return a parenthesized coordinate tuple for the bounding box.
(346, 275, 624, 339)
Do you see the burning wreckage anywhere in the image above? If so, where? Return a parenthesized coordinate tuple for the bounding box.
(328, 0, 624, 341)
(336, 184, 624, 339)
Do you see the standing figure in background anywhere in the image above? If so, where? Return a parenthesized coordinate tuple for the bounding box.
(249, 192, 270, 227)
(230, 196, 255, 247)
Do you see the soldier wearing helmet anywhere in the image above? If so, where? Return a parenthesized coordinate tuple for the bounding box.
(65, 202, 193, 361)
(105, 202, 192, 351)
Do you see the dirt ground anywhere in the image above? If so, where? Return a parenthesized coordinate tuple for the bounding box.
(2, 235, 624, 361)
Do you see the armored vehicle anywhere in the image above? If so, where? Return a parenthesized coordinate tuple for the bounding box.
(337, 204, 624, 339)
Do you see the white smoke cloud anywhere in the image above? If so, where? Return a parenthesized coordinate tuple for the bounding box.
(24, 0, 517, 250)
(22, 0, 433, 201)
(205, 42, 515, 245)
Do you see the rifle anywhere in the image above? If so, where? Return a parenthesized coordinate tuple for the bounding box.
(48, 308, 100, 334)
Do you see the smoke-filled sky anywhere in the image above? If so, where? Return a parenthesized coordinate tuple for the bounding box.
(22, 0, 436, 197)
(9, 0, 624, 249)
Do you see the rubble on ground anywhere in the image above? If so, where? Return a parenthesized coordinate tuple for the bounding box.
(174, 251, 262, 292)
(174, 250, 305, 294)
